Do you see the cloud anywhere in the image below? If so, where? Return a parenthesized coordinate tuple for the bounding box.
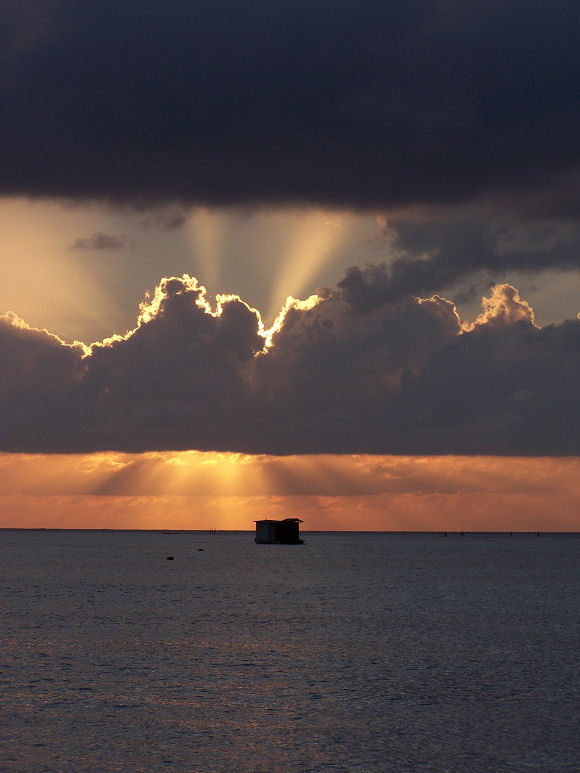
(344, 219, 580, 308)
(468, 284, 536, 329)
(0, 271, 577, 455)
(139, 207, 188, 232)
(0, 312, 86, 450)
(69, 231, 127, 250)
(0, 0, 578, 215)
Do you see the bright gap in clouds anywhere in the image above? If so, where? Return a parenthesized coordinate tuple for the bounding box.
(1, 198, 578, 346)
(185, 207, 366, 324)
(0, 453, 577, 532)
(0, 198, 381, 342)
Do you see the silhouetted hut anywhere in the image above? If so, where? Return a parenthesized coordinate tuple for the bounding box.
(254, 518, 304, 544)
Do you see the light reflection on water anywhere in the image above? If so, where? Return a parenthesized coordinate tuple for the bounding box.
(1, 531, 579, 772)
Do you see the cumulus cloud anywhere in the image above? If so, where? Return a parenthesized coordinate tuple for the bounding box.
(69, 232, 127, 250)
(347, 219, 580, 307)
(469, 284, 536, 329)
(0, 271, 577, 455)
(0, 0, 578, 215)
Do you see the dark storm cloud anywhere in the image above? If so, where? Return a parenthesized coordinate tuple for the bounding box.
(0, 0, 578, 213)
(342, 220, 580, 307)
(0, 272, 578, 455)
(69, 232, 127, 250)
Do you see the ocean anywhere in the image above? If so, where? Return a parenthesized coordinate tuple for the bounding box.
(1, 530, 579, 772)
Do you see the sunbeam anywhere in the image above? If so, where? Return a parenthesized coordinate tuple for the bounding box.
(184, 207, 358, 324)
(185, 207, 226, 298)
(266, 210, 352, 321)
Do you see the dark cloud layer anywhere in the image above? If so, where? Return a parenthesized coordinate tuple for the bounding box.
(0, 273, 578, 455)
(1, 0, 578, 213)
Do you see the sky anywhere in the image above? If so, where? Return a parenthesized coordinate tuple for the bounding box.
(0, 0, 578, 530)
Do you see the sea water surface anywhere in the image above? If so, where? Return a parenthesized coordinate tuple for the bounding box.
(1, 530, 579, 772)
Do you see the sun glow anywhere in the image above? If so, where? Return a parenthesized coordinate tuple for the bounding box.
(0, 452, 578, 531)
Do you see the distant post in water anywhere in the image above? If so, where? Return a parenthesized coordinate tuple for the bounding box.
(254, 518, 304, 544)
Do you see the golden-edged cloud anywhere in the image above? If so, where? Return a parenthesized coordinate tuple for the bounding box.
(0, 268, 578, 456)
